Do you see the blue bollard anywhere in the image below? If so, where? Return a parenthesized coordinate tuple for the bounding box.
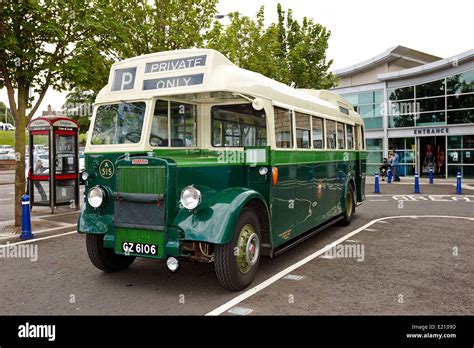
(387, 167, 392, 184)
(429, 166, 433, 184)
(374, 173, 380, 193)
(20, 194, 34, 240)
(414, 172, 420, 194)
(456, 172, 462, 194)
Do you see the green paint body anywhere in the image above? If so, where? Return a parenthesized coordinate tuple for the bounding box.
(78, 148, 367, 258)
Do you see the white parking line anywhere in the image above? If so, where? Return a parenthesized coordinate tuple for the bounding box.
(205, 215, 474, 316)
(0, 230, 77, 248)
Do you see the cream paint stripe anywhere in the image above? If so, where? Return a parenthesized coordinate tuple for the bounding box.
(0, 230, 77, 248)
(205, 215, 474, 316)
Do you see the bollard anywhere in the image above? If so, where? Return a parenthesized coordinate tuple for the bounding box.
(387, 167, 392, 184)
(20, 194, 34, 240)
(456, 172, 462, 194)
(429, 166, 434, 184)
(414, 172, 420, 194)
(374, 173, 380, 193)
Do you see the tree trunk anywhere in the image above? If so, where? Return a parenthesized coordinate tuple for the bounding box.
(14, 86, 28, 227)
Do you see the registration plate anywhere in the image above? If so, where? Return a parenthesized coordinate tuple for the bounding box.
(122, 242, 158, 256)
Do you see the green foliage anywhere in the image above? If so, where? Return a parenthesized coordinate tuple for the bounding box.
(0, 101, 14, 124)
(62, 88, 95, 134)
(206, 4, 338, 89)
(0, 130, 28, 146)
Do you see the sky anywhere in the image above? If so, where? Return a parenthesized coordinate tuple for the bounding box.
(1, 0, 473, 119)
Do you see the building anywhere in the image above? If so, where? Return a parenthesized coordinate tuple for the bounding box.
(331, 45, 474, 179)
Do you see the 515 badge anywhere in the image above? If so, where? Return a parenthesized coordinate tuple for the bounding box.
(99, 160, 114, 179)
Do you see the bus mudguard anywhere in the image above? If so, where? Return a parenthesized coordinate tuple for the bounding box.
(173, 187, 269, 245)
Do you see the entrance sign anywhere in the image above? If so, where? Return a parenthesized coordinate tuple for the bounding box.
(414, 127, 449, 135)
(145, 55, 207, 73)
(143, 73, 204, 90)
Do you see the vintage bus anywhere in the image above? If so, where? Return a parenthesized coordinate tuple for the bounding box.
(78, 49, 366, 291)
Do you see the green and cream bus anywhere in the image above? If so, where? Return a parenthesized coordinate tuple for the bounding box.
(78, 49, 366, 291)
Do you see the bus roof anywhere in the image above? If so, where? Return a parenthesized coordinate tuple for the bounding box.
(96, 48, 363, 125)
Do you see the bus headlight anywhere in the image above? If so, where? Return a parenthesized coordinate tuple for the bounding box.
(87, 186, 106, 208)
(180, 186, 201, 210)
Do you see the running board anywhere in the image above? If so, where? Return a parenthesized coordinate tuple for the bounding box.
(271, 215, 344, 258)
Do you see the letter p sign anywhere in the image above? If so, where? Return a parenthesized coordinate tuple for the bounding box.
(112, 67, 137, 91)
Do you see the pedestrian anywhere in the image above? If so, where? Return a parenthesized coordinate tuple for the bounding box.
(32, 150, 48, 201)
(392, 151, 401, 182)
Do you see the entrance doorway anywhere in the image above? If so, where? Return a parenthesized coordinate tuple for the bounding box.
(419, 136, 446, 178)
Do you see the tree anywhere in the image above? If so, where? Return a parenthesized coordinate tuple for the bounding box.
(0, 101, 14, 124)
(62, 0, 219, 127)
(0, 0, 115, 226)
(207, 4, 337, 89)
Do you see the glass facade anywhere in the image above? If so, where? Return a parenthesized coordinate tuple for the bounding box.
(334, 63, 474, 179)
(447, 135, 474, 178)
(366, 138, 384, 175)
(388, 68, 474, 128)
(388, 137, 416, 176)
(340, 90, 383, 129)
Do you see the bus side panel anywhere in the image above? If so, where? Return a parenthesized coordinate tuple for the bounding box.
(313, 161, 328, 226)
(294, 162, 315, 236)
(269, 151, 296, 247)
(356, 151, 367, 202)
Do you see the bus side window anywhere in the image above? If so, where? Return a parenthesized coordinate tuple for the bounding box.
(170, 102, 197, 147)
(337, 122, 345, 149)
(312, 116, 324, 149)
(346, 124, 354, 150)
(274, 107, 293, 148)
(295, 112, 310, 149)
(326, 120, 336, 150)
(361, 126, 365, 150)
(211, 104, 266, 147)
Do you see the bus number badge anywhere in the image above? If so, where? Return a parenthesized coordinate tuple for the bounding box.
(99, 160, 114, 179)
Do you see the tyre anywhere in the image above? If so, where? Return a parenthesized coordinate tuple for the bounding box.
(86, 234, 135, 272)
(214, 207, 261, 291)
(339, 184, 355, 226)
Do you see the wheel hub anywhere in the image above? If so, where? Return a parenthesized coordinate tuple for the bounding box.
(236, 224, 260, 273)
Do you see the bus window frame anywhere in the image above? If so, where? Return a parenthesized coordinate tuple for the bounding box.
(346, 124, 355, 150)
(337, 122, 346, 150)
(312, 116, 325, 150)
(273, 106, 294, 149)
(294, 111, 311, 149)
(148, 97, 199, 149)
(210, 103, 268, 148)
(90, 100, 149, 147)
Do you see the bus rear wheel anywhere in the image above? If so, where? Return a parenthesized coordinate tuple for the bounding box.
(340, 184, 355, 226)
(214, 208, 261, 291)
(86, 234, 135, 272)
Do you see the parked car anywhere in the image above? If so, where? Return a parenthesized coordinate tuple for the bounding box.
(0, 122, 15, 131)
(0, 145, 14, 154)
(0, 153, 15, 160)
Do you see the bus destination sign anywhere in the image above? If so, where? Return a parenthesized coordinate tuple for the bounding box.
(143, 73, 204, 91)
(145, 55, 207, 73)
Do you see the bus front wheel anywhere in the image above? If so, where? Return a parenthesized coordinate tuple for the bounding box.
(214, 208, 261, 291)
(340, 184, 355, 226)
(86, 234, 135, 272)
